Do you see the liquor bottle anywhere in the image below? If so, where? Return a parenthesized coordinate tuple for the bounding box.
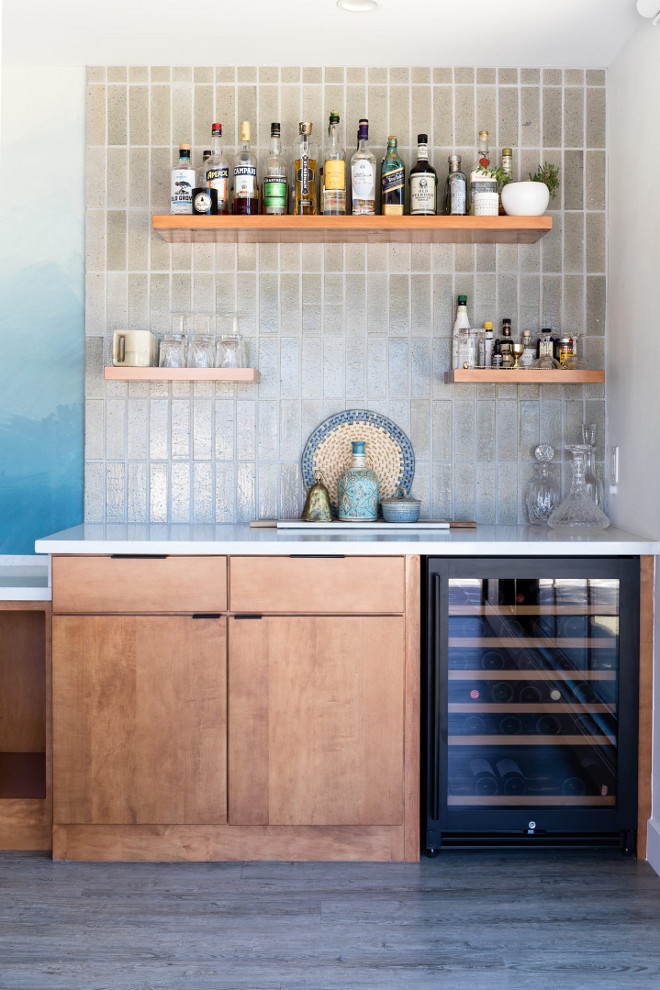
(170, 144, 194, 215)
(496, 758, 528, 795)
(192, 155, 218, 215)
(350, 119, 376, 216)
(294, 121, 319, 215)
(519, 329, 536, 368)
(500, 319, 514, 368)
(204, 123, 230, 215)
(232, 121, 259, 215)
(409, 134, 437, 215)
(469, 130, 498, 216)
(444, 154, 467, 216)
(261, 122, 288, 216)
(321, 111, 346, 215)
(498, 147, 512, 215)
(478, 321, 494, 367)
(451, 294, 471, 368)
(490, 681, 515, 703)
(470, 759, 499, 795)
(380, 136, 405, 216)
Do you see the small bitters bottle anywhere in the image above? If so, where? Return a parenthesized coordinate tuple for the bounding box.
(444, 154, 467, 216)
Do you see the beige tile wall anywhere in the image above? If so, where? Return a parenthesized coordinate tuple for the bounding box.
(85, 66, 606, 524)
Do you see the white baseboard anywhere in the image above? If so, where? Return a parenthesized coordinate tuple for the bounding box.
(646, 818, 660, 876)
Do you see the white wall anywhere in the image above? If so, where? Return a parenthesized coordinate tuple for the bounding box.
(607, 21, 660, 870)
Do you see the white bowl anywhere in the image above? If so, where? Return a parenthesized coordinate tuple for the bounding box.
(501, 181, 550, 217)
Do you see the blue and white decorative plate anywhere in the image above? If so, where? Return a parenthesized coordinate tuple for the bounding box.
(301, 409, 415, 516)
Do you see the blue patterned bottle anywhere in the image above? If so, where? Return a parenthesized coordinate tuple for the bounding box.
(337, 441, 379, 522)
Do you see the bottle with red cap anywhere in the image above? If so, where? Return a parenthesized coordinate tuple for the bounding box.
(204, 123, 230, 215)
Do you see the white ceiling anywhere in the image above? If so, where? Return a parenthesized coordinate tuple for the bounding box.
(1, 0, 644, 68)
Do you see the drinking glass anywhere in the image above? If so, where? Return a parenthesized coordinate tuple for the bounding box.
(187, 334, 216, 368)
(216, 334, 246, 368)
(159, 333, 187, 368)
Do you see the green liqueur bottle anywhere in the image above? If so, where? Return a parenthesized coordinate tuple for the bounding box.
(381, 135, 405, 215)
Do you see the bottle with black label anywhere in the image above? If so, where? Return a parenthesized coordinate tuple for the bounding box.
(295, 121, 319, 215)
(170, 143, 194, 215)
(192, 154, 218, 215)
(262, 122, 288, 216)
(500, 319, 514, 368)
(204, 123, 230, 214)
(232, 121, 259, 215)
(409, 134, 438, 216)
(380, 136, 405, 216)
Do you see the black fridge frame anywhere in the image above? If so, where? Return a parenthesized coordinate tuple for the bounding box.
(423, 555, 640, 851)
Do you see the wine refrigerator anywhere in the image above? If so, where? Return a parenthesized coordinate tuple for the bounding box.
(424, 557, 640, 852)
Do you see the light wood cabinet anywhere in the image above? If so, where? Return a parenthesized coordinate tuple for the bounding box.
(228, 615, 405, 826)
(52, 615, 226, 825)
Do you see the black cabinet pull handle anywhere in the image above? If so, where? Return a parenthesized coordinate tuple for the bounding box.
(234, 614, 263, 620)
(192, 613, 222, 619)
(110, 554, 168, 559)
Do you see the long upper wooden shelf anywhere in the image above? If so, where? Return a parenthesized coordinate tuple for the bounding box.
(152, 214, 553, 245)
(445, 369, 604, 384)
(104, 367, 260, 382)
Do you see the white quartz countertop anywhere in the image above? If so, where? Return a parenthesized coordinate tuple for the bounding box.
(0, 555, 51, 601)
(34, 523, 659, 557)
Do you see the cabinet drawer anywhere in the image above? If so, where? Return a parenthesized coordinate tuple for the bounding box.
(52, 556, 227, 613)
(229, 556, 404, 614)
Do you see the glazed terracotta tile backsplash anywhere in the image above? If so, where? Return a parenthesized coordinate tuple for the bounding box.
(84, 65, 606, 524)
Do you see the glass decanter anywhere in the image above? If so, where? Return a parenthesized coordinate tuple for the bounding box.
(525, 444, 561, 525)
(581, 423, 605, 508)
(547, 445, 610, 529)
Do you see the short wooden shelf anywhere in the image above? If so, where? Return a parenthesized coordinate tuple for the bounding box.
(152, 214, 553, 244)
(448, 795, 616, 807)
(104, 367, 260, 382)
(445, 369, 604, 384)
(449, 735, 615, 747)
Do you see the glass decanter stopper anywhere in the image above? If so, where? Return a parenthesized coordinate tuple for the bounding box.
(547, 445, 610, 529)
(525, 444, 561, 525)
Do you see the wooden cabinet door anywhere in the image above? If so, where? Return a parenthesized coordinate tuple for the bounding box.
(53, 616, 226, 825)
(228, 615, 404, 827)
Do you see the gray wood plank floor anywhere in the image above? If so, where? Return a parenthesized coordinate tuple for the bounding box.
(1, 850, 660, 990)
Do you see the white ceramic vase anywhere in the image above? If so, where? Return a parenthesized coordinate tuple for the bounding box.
(501, 181, 550, 217)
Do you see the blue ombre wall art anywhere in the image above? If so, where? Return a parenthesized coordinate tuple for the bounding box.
(0, 68, 85, 553)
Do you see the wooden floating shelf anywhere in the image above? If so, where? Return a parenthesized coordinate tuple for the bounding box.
(152, 214, 553, 244)
(104, 367, 260, 382)
(445, 369, 605, 384)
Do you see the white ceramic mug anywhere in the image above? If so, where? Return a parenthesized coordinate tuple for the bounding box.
(112, 330, 159, 367)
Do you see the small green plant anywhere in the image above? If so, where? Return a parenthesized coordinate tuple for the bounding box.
(529, 162, 560, 199)
(476, 164, 512, 186)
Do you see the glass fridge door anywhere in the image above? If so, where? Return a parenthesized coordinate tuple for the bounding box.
(426, 557, 639, 840)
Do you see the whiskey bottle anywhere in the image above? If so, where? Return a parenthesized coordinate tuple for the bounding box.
(262, 122, 288, 216)
(170, 144, 194, 215)
(444, 154, 467, 216)
(409, 134, 437, 215)
(232, 121, 259, 215)
(350, 119, 376, 215)
(499, 147, 513, 215)
(294, 121, 319, 215)
(380, 135, 405, 216)
(469, 130, 498, 216)
(205, 123, 230, 215)
(321, 112, 346, 215)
